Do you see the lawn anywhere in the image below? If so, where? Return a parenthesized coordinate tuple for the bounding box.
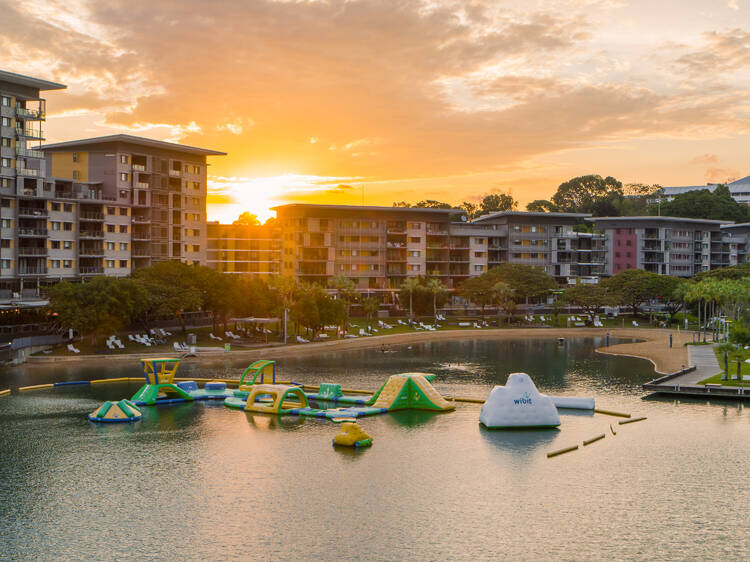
(697, 347, 750, 386)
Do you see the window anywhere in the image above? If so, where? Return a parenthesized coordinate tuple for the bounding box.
(106, 242, 116, 251)
(409, 222, 421, 229)
(615, 251, 620, 258)
(51, 202, 61, 211)
(1, 117, 10, 127)
(625, 240, 632, 246)
(119, 207, 127, 216)
(72, 152, 78, 162)
(409, 265, 420, 272)
(72, 171, 78, 180)
(51, 240, 61, 249)
(0, 158, 11, 168)
(107, 224, 116, 233)
(120, 155, 128, 164)
(1, 138, 10, 147)
(51, 221, 61, 231)
(51, 260, 60, 268)
(63, 260, 72, 268)
(107, 207, 115, 215)
(119, 190, 128, 199)
(119, 242, 128, 251)
(119, 225, 128, 233)
(0, 239, 9, 248)
(409, 237, 420, 243)
(120, 172, 128, 182)
(1, 96, 10, 106)
(1, 219, 12, 228)
(119, 260, 128, 268)
(107, 260, 115, 268)
(474, 265, 484, 272)
(63, 203, 72, 213)
(1, 178, 9, 188)
(409, 250, 421, 257)
(63, 222, 72, 231)
(0, 259, 11, 269)
(63, 241, 73, 249)
(474, 252, 484, 258)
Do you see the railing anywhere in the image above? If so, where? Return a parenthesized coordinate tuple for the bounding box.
(132, 164, 146, 171)
(17, 247, 47, 256)
(169, 169, 181, 177)
(79, 249, 104, 256)
(16, 167, 39, 177)
(132, 216, 151, 223)
(135, 182, 149, 188)
(17, 209, 47, 217)
(18, 267, 48, 275)
(16, 106, 44, 119)
(16, 147, 44, 158)
(80, 266, 104, 274)
(79, 212, 104, 220)
(17, 228, 47, 236)
(15, 126, 44, 139)
(79, 231, 104, 238)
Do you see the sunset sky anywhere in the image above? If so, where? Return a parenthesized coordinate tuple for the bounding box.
(2, 0, 749, 222)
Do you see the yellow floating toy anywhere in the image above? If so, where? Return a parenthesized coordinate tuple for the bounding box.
(333, 422, 372, 448)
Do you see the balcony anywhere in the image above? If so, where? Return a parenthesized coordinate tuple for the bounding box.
(132, 216, 151, 224)
(79, 212, 104, 221)
(17, 228, 47, 237)
(132, 251, 151, 257)
(16, 166, 39, 177)
(79, 231, 104, 239)
(18, 267, 47, 275)
(16, 105, 45, 120)
(80, 266, 104, 275)
(132, 233, 150, 241)
(135, 181, 149, 189)
(17, 208, 47, 218)
(17, 247, 47, 256)
(15, 126, 44, 140)
(79, 248, 104, 257)
(132, 164, 146, 172)
(169, 169, 181, 177)
(16, 147, 44, 159)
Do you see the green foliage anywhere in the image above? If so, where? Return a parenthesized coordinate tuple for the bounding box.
(478, 192, 517, 215)
(361, 296, 380, 327)
(398, 277, 449, 316)
(730, 324, 750, 347)
(291, 283, 346, 338)
(602, 269, 659, 314)
(560, 284, 618, 320)
(485, 263, 557, 302)
(131, 261, 203, 332)
(460, 275, 496, 315)
(551, 175, 623, 213)
(233, 212, 261, 226)
(651, 186, 749, 222)
(695, 263, 750, 281)
(48, 277, 146, 342)
(526, 199, 556, 212)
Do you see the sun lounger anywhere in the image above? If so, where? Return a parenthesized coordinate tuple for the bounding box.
(209, 333, 222, 341)
(296, 336, 310, 343)
(632, 320, 639, 327)
(67, 344, 80, 354)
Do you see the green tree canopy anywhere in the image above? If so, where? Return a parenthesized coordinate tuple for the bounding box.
(551, 175, 623, 213)
(602, 269, 660, 314)
(485, 263, 557, 303)
(233, 212, 261, 226)
(652, 185, 749, 222)
(560, 284, 619, 322)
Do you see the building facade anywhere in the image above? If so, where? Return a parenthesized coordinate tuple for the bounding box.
(655, 176, 750, 206)
(206, 221, 281, 278)
(589, 216, 731, 277)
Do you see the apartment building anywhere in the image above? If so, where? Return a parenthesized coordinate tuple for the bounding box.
(720, 222, 750, 266)
(471, 211, 606, 284)
(43, 134, 225, 271)
(588, 216, 731, 277)
(206, 221, 281, 278)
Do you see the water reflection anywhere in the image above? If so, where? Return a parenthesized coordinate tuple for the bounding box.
(479, 425, 559, 454)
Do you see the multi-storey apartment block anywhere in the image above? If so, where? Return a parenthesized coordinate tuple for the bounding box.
(43, 134, 225, 271)
(471, 211, 606, 284)
(206, 221, 281, 278)
(720, 222, 750, 266)
(588, 216, 731, 277)
(656, 176, 750, 207)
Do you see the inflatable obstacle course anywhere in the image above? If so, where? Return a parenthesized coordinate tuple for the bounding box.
(131, 358, 232, 406)
(241, 384, 309, 414)
(479, 373, 561, 429)
(88, 399, 142, 423)
(333, 422, 372, 447)
(238, 360, 276, 391)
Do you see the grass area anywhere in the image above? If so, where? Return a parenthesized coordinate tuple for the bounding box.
(697, 347, 750, 386)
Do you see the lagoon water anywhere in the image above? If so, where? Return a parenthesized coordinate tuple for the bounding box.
(2, 337, 750, 560)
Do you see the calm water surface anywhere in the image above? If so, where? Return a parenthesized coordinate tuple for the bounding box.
(2, 337, 749, 560)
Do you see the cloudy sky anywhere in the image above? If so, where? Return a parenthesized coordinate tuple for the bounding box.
(2, 0, 749, 221)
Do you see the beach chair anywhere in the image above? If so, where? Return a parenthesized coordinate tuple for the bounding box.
(296, 335, 310, 344)
(209, 333, 222, 341)
(67, 344, 80, 354)
(173, 342, 182, 352)
(632, 320, 639, 327)
(106, 341, 115, 350)
(344, 334, 358, 338)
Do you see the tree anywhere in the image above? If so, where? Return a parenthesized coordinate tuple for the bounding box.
(329, 274, 359, 333)
(560, 284, 618, 323)
(479, 192, 517, 215)
(650, 275, 689, 320)
(460, 275, 496, 318)
(132, 261, 203, 333)
(526, 199, 557, 212)
(194, 266, 238, 333)
(551, 175, 623, 213)
(602, 269, 658, 316)
(485, 263, 557, 304)
(492, 281, 516, 324)
(651, 185, 749, 222)
(361, 297, 380, 329)
(400, 277, 421, 319)
(415, 200, 453, 209)
(48, 277, 146, 343)
(460, 201, 479, 220)
(269, 276, 298, 342)
(424, 277, 448, 321)
(233, 211, 261, 226)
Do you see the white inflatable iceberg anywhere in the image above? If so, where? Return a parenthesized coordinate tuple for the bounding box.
(479, 373, 560, 429)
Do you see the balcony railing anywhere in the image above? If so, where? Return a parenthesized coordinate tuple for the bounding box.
(17, 228, 47, 237)
(17, 208, 47, 218)
(17, 247, 47, 256)
(16, 147, 44, 158)
(18, 267, 47, 275)
(80, 212, 104, 220)
(16, 167, 39, 177)
(80, 266, 104, 274)
(132, 216, 151, 223)
(79, 231, 104, 238)
(169, 169, 181, 177)
(135, 182, 149, 189)
(16, 106, 44, 119)
(132, 164, 146, 171)
(15, 126, 44, 140)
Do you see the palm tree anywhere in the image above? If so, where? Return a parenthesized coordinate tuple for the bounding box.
(361, 296, 380, 330)
(492, 281, 515, 325)
(425, 277, 446, 324)
(330, 274, 358, 335)
(401, 277, 421, 320)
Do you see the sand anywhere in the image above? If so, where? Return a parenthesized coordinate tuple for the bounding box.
(24, 327, 689, 376)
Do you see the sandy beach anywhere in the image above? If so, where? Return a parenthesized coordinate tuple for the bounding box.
(23, 327, 690, 376)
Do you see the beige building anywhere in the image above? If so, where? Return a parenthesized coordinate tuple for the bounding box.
(206, 221, 281, 278)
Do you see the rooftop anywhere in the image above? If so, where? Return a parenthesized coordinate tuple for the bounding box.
(0, 69, 66, 91)
(588, 216, 729, 225)
(271, 203, 463, 214)
(472, 210, 590, 222)
(42, 134, 226, 156)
